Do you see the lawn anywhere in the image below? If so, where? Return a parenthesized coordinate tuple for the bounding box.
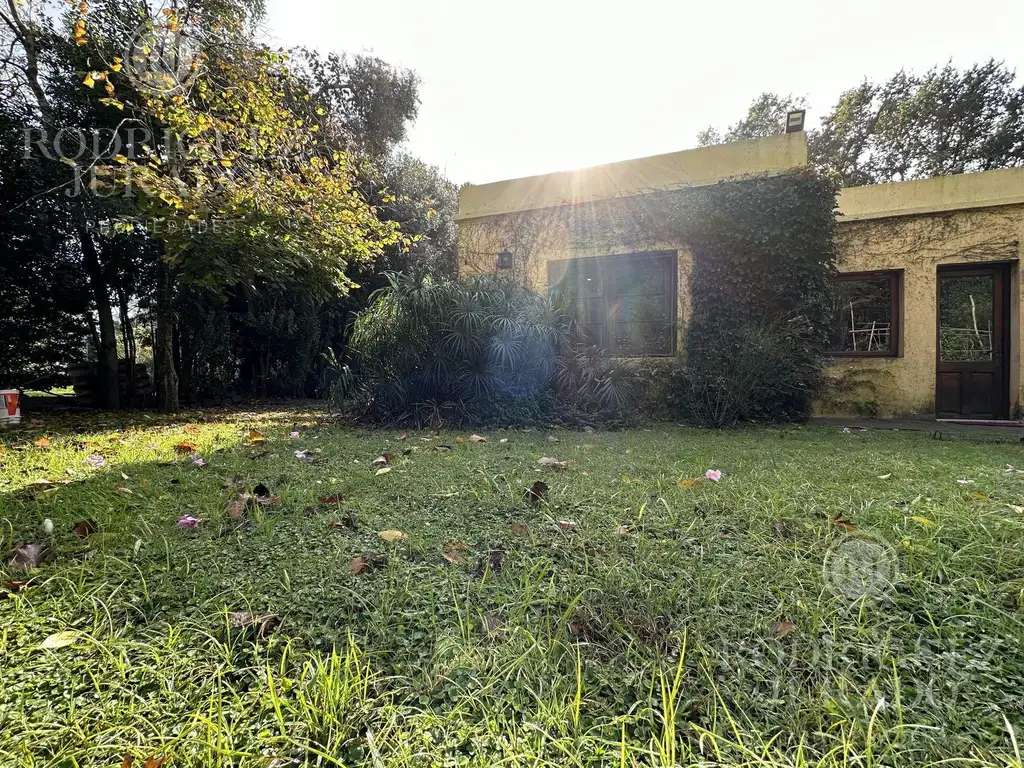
(2, 408, 1024, 768)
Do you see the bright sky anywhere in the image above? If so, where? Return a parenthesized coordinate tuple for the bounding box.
(264, 0, 1024, 186)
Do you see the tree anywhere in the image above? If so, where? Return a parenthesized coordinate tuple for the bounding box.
(703, 61, 1024, 187)
(696, 93, 806, 146)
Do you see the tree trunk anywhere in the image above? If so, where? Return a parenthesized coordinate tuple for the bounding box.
(76, 222, 119, 409)
(155, 259, 179, 412)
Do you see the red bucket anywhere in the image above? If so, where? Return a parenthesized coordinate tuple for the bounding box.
(1, 390, 20, 424)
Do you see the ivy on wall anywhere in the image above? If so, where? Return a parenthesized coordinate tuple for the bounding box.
(456, 169, 840, 424)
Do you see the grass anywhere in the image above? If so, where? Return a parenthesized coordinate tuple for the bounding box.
(1, 407, 1024, 767)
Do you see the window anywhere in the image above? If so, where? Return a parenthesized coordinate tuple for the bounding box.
(828, 271, 901, 356)
(548, 252, 677, 356)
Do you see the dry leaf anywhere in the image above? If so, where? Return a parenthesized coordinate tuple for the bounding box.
(557, 520, 579, 530)
(183, 425, 200, 434)
(1007, 504, 1024, 514)
(348, 553, 385, 574)
(40, 630, 79, 649)
(121, 754, 134, 768)
(441, 540, 469, 564)
(226, 498, 247, 518)
(911, 515, 935, 527)
(174, 441, 198, 454)
(524, 480, 549, 504)
(72, 519, 99, 538)
(397, 433, 409, 440)
(455, 436, 466, 444)
(374, 466, 392, 476)
(372, 453, 393, 465)
(248, 429, 266, 442)
(470, 434, 487, 442)
(771, 620, 797, 639)
(538, 457, 570, 470)
(33, 436, 51, 448)
(319, 494, 343, 504)
(510, 522, 529, 535)
(833, 517, 857, 533)
(678, 478, 703, 488)
(877, 473, 892, 480)
(615, 525, 629, 536)
(436, 445, 453, 453)
(227, 611, 280, 637)
(8, 543, 48, 571)
(968, 491, 989, 501)
(378, 529, 407, 543)
(142, 757, 167, 768)
(1, 579, 30, 593)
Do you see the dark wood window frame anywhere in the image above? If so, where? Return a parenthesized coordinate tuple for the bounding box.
(826, 269, 903, 358)
(547, 251, 679, 358)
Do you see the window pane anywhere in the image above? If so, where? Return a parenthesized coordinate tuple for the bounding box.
(830, 276, 894, 353)
(939, 275, 994, 362)
(549, 253, 677, 357)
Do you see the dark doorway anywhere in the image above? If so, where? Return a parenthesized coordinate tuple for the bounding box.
(935, 264, 1011, 419)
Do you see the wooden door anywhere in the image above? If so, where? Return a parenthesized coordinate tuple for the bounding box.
(935, 264, 1010, 419)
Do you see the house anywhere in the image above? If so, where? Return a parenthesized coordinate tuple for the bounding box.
(456, 132, 1024, 421)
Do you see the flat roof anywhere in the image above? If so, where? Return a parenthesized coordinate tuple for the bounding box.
(456, 133, 809, 221)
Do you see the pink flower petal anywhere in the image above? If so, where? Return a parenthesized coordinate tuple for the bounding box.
(177, 515, 201, 528)
(705, 469, 722, 482)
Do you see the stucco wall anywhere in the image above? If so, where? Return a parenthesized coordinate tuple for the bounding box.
(822, 204, 1024, 418)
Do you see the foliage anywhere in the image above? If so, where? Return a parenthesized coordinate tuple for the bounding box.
(348, 273, 565, 426)
(3, 410, 1024, 766)
(704, 61, 1024, 186)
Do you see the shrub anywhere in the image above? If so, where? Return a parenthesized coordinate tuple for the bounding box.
(667, 315, 825, 427)
(347, 273, 566, 426)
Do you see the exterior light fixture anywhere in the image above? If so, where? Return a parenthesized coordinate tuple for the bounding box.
(496, 250, 514, 270)
(785, 110, 806, 133)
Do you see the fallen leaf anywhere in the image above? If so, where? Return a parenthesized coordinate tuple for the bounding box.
(183, 425, 200, 434)
(455, 436, 466, 444)
(499, 438, 509, 444)
(33, 436, 51, 448)
(877, 473, 892, 480)
(319, 495, 343, 504)
(772, 519, 791, 539)
(956, 478, 974, 485)
(288, 431, 300, 439)
(678, 478, 703, 488)
(72, 519, 99, 538)
(372, 453, 393, 465)
(121, 754, 134, 768)
(247, 429, 266, 442)
(538, 457, 570, 470)
(174, 441, 198, 454)
(771, 620, 797, 639)
(436, 445, 453, 453)
(225, 499, 247, 518)
(348, 553, 386, 574)
(190, 454, 207, 467)
(510, 522, 529, 535)
(483, 613, 504, 636)
(40, 630, 79, 649)
(968, 491, 990, 501)
(8, 543, 48, 571)
(1008, 504, 1024, 514)
(1, 579, 30, 593)
(615, 525, 630, 536)
(227, 611, 280, 637)
(294, 449, 313, 460)
(142, 757, 167, 768)
(374, 466, 392, 476)
(833, 517, 857, 533)
(442, 540, 469, 564)
(84, 454, 106, 468)
(1005, 464, 1024, 474)
(473, 549, 505, 578)
(557, 520, 579, 530)
(524, 480, 549, 504)
(378, 529, 407, 543)
(397, 433, 409, 440)
(911, 515, 935, 527)
(177, 515, 201, 528)
(470, 434, 487, 442)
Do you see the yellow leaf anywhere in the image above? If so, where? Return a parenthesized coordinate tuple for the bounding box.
(374, 467, 391, 476)
(678, 478, 702, 488)
(40, 631, 79, 649)
(378, 529, 407, 543)
(911, 516, 935, 528)
(968, 491, 989, 501)
(247, 430, 265, 442)
(33, 437, 51, 448)
(82, 73, 95, 88)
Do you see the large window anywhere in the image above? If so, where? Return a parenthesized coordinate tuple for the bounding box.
(548, 252, 677, 356)
(828, 270, 901, 357)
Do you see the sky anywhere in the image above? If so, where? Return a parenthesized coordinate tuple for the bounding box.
(263, 0, 1024, 186)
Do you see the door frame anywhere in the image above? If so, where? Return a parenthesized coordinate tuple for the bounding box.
(934, 262, 1012, 420)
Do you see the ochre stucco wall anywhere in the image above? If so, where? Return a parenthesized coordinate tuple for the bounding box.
(457, 138, 1024, 420)
(822, 204, 1024, 418)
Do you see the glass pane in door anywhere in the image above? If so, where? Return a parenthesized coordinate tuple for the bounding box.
(939, 275, 994, 362)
